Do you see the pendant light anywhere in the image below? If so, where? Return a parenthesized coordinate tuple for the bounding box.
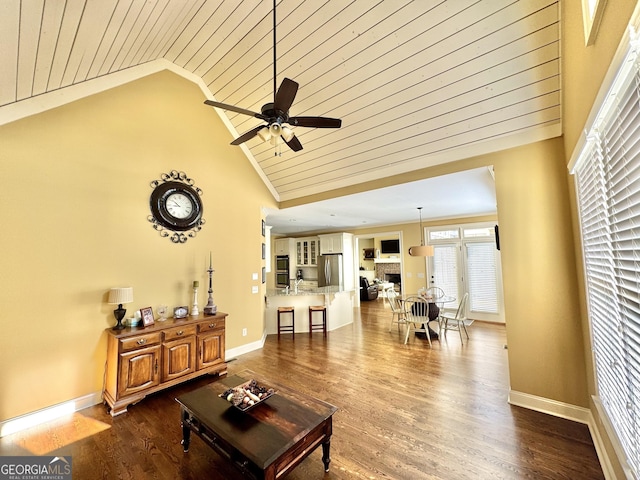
(408, 207, 434, 256)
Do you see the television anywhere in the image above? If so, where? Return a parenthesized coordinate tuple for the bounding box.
(380, 239, 400, 254)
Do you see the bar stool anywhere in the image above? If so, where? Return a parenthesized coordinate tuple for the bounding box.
(308, 305, 327, 337)
(277, 306, 295, 338)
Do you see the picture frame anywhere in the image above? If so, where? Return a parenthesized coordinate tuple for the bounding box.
(174, 306, 189, 319)
(262, 242, 266, 259)
(140, 307, 155, 327)
(262, 266, 266, 284)
(261, 219, 265, 236)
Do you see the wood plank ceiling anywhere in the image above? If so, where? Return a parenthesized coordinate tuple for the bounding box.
(0, 0, 560, 203)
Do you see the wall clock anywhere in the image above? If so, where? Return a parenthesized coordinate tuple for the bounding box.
(148, 171, 205, 243)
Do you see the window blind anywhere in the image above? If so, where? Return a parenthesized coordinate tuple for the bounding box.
(574, 55, 640, 476)
(465, 242, 499, 314)
(433, 244, 459, 300)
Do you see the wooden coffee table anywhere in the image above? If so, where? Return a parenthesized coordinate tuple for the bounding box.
(176, 370, 338, 479)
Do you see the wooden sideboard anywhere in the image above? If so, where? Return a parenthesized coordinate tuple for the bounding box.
(103, 312, 227, 416)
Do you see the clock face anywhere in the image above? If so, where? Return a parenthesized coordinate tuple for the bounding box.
(150, 181, 203, 232)
(166, 193, 193, 219)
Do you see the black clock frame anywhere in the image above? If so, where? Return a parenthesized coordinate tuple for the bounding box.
(150, 181, 203, 231)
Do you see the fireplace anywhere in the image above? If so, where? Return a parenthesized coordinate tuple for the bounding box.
(385, 273, 401, 292)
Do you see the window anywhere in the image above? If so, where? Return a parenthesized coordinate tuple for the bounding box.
(428, 223, 503, 322)
(573, 35, 640, 476)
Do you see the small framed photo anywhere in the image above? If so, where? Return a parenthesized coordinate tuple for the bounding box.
(140, 307, 155, 327)
(261, 219, 265, 237)
(262, 266, 266, 284)
(262, 242, 266, 259)
(174, 306, 189, 319)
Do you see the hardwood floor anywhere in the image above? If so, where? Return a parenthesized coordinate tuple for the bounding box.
(0, 299, 604, 479)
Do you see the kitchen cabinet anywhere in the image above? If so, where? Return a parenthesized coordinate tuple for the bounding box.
(318, 234, 341, 254)
(274, 238, 295, 256)
(104, 312, 227, 416)
(296, 237, 319, 266)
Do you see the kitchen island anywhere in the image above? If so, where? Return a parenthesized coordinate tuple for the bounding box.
(264, 286, 357, 335)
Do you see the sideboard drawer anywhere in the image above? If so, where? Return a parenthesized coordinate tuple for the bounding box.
(163, 324, 197, 342)
(120, 332, 162, 352)
(197, 319, 225, 333)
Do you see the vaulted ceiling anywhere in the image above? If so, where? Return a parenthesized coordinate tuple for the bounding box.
(0, 0, 561, 231)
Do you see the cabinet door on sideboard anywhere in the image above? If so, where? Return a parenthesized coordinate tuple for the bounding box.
(118, 344, 161, 397)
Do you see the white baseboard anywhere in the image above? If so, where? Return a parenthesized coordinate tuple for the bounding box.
(0, 392, 102, 438)
(509, 390, 617, 479)
(225, 332, 266, 360)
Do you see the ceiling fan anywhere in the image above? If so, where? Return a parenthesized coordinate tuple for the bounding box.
(204, 0, 341, 153)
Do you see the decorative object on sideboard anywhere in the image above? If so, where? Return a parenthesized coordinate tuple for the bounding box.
(157, 304, 168, 321)
(191, 281, 200, 316)
(140, 306, 155, 327)
(108, 287, 133, 331)
(148, 170, 205, 244)
(174, 306, 189, 319)
(204, 252, 218, 316)
(408, 207, 434, 257)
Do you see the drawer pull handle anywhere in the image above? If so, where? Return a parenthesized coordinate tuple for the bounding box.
(137, 338, 147, 345)
(177, 330, 184, 336)
(209, 323, 216, 328)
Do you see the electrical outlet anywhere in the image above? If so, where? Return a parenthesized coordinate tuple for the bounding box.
(252, 285, 259, 293)
(242, 328, 247, 336)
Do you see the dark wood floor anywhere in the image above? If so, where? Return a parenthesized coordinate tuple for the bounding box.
(0, 299, 604, 479)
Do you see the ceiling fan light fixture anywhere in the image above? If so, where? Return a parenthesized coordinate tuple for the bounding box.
(270, 135, 281, 146)
(257, 126, 272, 142)
(281, 125, 294, 142)
(269, 123, 283, 137)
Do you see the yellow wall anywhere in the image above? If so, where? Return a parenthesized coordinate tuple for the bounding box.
(0, 70, 276, 421)
(561, 1, 638, 477)
(345, 138, 589, 407)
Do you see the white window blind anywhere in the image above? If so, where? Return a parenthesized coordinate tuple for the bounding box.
(465, 242, 499, 314)
(432, 244, 459, 299)
(574, 53, 640, 476)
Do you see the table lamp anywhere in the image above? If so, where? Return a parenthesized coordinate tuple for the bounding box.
(108, 287, 133, 330)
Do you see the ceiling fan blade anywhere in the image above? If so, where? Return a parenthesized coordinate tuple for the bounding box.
(284, 134, 303, 152)
(289, 116, 342, 128)
(230, 125, 265, 145)
(204, 100, 265, 119)
(274, 78, 298, 113)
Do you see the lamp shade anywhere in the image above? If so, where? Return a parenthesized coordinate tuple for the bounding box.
(408, 245, 434, 257)
(108, 287, 133, 305)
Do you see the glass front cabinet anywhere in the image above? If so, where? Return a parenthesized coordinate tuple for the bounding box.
(296, 237, 319, 266)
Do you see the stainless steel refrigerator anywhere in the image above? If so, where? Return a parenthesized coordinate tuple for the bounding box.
(317, 254, 343, 287)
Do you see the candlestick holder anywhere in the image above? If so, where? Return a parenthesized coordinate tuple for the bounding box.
(191, 282, 199, 316)
(204, 257, 217, 316)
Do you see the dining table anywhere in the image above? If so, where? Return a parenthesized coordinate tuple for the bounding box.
(403, 293, 456, 339)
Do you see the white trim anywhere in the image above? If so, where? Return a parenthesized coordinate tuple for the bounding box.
(569, 2, 640, 173)
(508, 390, 622, 479)
(508, 389, 591, 423)
(0, 59, 280, 202)
(582, 0, 608, 46)
(0, 392, 101, 438)
(225, 332, 266, 360)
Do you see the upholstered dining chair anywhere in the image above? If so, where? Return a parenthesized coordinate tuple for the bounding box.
(403, 296, 439, 347)
(439, 292, 470, 344)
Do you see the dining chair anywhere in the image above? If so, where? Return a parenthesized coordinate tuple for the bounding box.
(439, 292, 470, 343)
(403, 296, 438, 347)
(386, 287, 406, 331)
